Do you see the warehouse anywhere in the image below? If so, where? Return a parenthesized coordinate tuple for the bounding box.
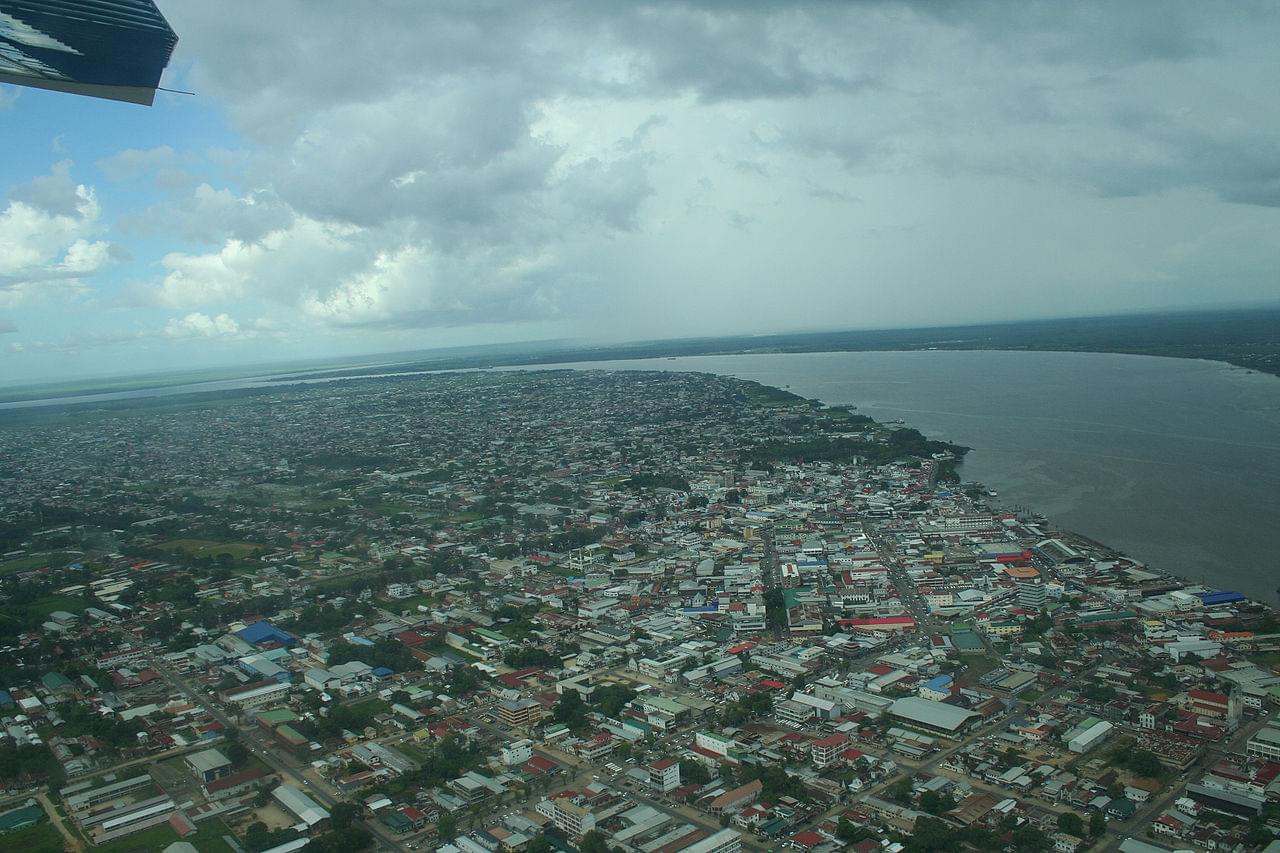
(888, 696, 980, 736)
(272, 784, 330, 828)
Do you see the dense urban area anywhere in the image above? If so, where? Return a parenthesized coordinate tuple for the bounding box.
(1, 369, 1278, 853)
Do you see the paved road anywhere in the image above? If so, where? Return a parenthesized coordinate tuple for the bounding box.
(145, 654, 406, 852)
(1102, 712, 1273, 851)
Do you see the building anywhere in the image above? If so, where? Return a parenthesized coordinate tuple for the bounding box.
(888, 696, 980, 736)
(707, 780, 762, 816)
(537, 797, 596, 838)
(1066, 719, 1114, 754)
(63, 774, 151, 813)
(497, 697, 539, 729)
(1247, 724, 1280, 762)
(648, 758, 681, 793)
(918, 674, 953, 702)
(501, 740, 533, 766)
(205, 767, 271, 800)
(185, 748, 233, 783)
(224, 680, 290, 709)
(1186, 689, 1239, 724)
(683, 828, 742, 853)
(272, 785, 330, 828)
(810, 733, 848, 768)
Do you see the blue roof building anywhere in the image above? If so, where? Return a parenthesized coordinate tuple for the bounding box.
(1199, 591, 1245, 606)
(236, 621, 295, 648)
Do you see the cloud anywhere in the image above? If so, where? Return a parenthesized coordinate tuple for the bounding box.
(15, 0, 1278, 361)
(0, 162, 114, 307)
(164, 312, 242, 338)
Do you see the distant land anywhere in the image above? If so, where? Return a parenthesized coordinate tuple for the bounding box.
(2, 306, 1278, 404)
(269, 306, 1280, 383)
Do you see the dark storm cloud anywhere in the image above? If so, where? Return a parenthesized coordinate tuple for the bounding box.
(136, 0, 1280, 337)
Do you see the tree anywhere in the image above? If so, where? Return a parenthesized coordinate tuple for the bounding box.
(919, 790, 956, 815)
(437, 812, 458, 842)
(1089, 811, 1106, 837)
(554, 690, 588, 730)
(329, 801, 360, 830)
(1011, 826, 1051, 852)
(1120, 748, 1163, 778)
(225, 738, 250, 768)
(1056, 812, 1084, 837)
(887, 776, 914, 804)
(579, 830, 610, 853)
(682, 761, 711, 785)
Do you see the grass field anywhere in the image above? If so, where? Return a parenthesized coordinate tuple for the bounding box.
(94, 815, 238, 853)
(0, 552, 73, 576)
(155, 539, 264, 559)
(0, 820, 64, 853)
(956, 654, 1003, 687)
(383, 593, 436, 614)
(19, 593, 90, 619)
(1251, 652, 1280, 673)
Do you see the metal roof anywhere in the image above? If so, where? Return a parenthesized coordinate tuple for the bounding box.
(272, 784, 330, 826)
(889, 696, 981, 731)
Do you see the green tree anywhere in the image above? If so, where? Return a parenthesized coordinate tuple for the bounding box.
(887, 776, 914, 804)
(1011, 826, 1051, 852)
(682, 761, 711, 785)
(1056, 812, 1084, 837)
(438, 812, 458, 842)
(554, 690, 588, 730)
(919, 790, 956, 815)
(329, 801, 360, 830)
(1089, 811, 1106, 837)
(579, 830, 610, 853)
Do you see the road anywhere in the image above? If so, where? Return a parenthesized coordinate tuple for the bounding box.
(145, 653, 406, 852)
(464, 710, 771, 853)
(1102, 712, 1273, 851)
(37, 791, 84, 852)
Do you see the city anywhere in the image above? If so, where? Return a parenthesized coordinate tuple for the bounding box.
(2, 370, 1278, 853)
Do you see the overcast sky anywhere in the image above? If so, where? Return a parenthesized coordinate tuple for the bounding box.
(2, 0, 1279, 382)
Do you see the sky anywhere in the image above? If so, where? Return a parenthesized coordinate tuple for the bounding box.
(2, 0, 1279, 383)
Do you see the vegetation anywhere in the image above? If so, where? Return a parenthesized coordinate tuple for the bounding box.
(745, 428, 967, 468)
(1056, 812, 1085, 837)
(720, 691, 772, 725)
(1110, 746, 1165, 779)
(0, 821, 63, 853)
(327, 638, 418, 673)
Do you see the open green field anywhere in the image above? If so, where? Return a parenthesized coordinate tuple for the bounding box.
(0, 552, 73, 576)
(14, 593, 89, 620)
(94, 815, 238, 853)
(383, 593, 436, 614)
(956, 654, 1002, 687)
(0, 820, 64, 853)
(154, 539, 264, 559)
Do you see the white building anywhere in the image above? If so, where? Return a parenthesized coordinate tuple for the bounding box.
(501, 740, 533, 766)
